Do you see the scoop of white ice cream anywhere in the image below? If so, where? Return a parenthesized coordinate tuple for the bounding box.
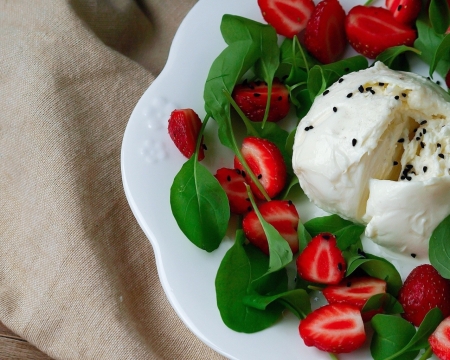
(292, 61, 450, 259)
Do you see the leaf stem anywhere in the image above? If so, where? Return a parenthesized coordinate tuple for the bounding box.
(328, 353, 339, 360)
(418, 346, 433, 360)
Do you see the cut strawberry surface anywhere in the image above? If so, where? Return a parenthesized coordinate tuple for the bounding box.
(345, 5, 417, 59)
(299, 303, 366, 353)
(242, 200, 300, 254)
(257, 0, 315, 38)
(446, 70, 450, 88)
(232, 79, 290, 122)
(168, 108, 205, 160)
(322, 276, 387, 321)
(296, 232, 346, 285)
(386, 0, 422, 25)
(429, 316, 450, 360)
(398, 264, 450, 327)
(303, 0, 347, 64)
(234, 136, 287, 200)
(214, 168, 251, 215)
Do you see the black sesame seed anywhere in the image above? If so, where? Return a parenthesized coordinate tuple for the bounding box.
(411, 253, 417, 258)
(288, 200, 293, 205)
(395, 95, 400, 100)
(406, 176, 412, 181)
(414, 128, 418, 133)
(393, 161, 399, 165)
(339, 78, 344, 83)
(352, 139, 357, 146)
(416, 137, 421, 141)
(423, 166, 428, 173)
(245, 197, 250, 201)
(439, 153, 445, 159)
(337, 263, 343, 271)
(370, 89, 375, 94)
(366, 86, 372, 91)
(241, 170, 246, 177)
(257, 174, 262, 179)
(254, 93, 261, 97)
(437, 81, 441, 85)
(438, 143, 442, 148)
(323, 90, 330, 96)
(347, 93, 353, 98)
(202, 144, 208, 150)
(227, 175, 231, 181)
(322, 234, 331, 240)
(379, 82, 385, 86)
(235, 169, 241, 175)
(333, 106, 338, 112)
(402, 93, 407, 97)
(421, 142, 425, 148)
(420, 120, 427, 125)
(406, 164, 413, 169)
(401, 175, 406, 180)
(358, 85, 364, 93)
(423, 129, 427, 134)
(397, 4, 402, 11)
(398, 138, 405, 143)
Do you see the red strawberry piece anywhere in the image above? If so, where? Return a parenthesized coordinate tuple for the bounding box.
(232, 79, 290, 123)
(296, 232, 346, 285)
(446, 69, 450, 88)
(214, 168, 252, 215)
(429, 316, 450, 360)
(303, 0, 347, 64)
(234, 137, 287, 200)
(322, 276, 387, 321)
(386, 0, 421, 25)
(345, 5, 417, 59)
(242, 200, 300, 254)
(168, 109, 205, 160)
(257, 0, 315, 38)
(299, 303, 366, 353)
(398, 264, 450, 327)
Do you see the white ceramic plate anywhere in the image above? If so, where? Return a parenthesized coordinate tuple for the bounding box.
(121, 1, 445, 359)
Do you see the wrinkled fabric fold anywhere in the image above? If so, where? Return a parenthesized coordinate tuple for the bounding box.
(0, 0, 224, 359)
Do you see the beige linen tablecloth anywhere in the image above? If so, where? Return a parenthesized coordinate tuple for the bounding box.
(0, 1, 225, 359)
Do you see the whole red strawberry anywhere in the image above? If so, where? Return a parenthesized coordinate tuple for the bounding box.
(303, 0, 347, 64)
(398, 264, 450, 327)
(232, 79, 290, 122)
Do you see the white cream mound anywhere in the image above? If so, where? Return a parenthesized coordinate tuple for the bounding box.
(292, 62, 450, 259)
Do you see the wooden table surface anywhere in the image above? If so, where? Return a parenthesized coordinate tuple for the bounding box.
(0, 321, 53, 360)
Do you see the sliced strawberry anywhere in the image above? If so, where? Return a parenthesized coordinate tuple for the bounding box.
(303, 0, 347, 64)
(345, 5, 417, 59)
(398, 264, 450, 326)
(214, 168, 251, 215)
(168, 109, 205, 160)
(322, 276, 387, 321)
(232, 79, 290, 122)
(429, 316, 450, 360)
(257, 0, 315, 38)
(386, 0, 421, 25)
(242, 200, 300, 254)
(299, 303, 366, 353)
(446, 69, 450, 88)
(234, 137, 287, 200)
(296, 232, 346, 285)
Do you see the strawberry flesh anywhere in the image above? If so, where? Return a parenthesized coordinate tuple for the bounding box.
(232, 79, 290, 122)
(214, 168, 251, 215)
(322, 276, 387, 321)
(296, 232, 346, 285)
(299, 303, 366, 353)
(429, 316, 450, 360)
(345, 5, 417, 59)
(303, 0, 347, 64)
(168, 109, 205, 160)
(257, 0, 315, 38)
(242, 200, 300, 254)
(234, 136, 287, 200)
(398, 264, 450, 326)
(385, 0, 421, 25)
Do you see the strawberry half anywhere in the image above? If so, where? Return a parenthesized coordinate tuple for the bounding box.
(429, 316, 450, 360)
(296, 232, 346, 285)
(299, 303, 366, 353)
(303, 0, 347, 64)
(257, 0, 315, 38)
(214, 168, 251, 215)
(168, 109, 205, 160)
(232, 79, 290, 123)
(345, 5, 417, 59)
(398, 264, 450, 326)
(386, 0, 421, 25)
(242, 200, 300, 254)
(234, 136, 287, 200)
(322, 276, 387, 322)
